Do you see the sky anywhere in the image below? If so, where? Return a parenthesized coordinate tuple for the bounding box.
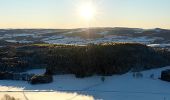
(0, 0, 170, 29)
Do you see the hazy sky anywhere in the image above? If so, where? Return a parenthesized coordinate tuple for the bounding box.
(0, 0, 170, 29)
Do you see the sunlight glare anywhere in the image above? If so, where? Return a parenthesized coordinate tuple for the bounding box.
(79, 2, 96, 21)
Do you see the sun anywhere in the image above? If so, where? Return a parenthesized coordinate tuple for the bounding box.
(79, 3, 96, 21)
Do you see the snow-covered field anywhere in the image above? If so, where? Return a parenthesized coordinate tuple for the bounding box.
(42, 35, 159, 45)
(1, 66, 170, 100)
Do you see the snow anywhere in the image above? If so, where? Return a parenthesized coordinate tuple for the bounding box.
(1, 66, 170, 100)
(0, 92, 94, 100)
(148, 44, 170, 48)
(0, 30, 166, 45)
(98, 31, 109, 35)
(42, 35, 65, 41)
(5, 39, 33, 43)
(18, 40, 33, 43)
(5, 40, 17, 43)
(24, 69, 46, 74)
(11, 33, 35, 37)
(42, 35, 159, 45)
(43, 36, 88, 45)
(2, 33, 35, 39)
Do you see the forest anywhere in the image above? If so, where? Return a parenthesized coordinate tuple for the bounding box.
(0, 42, 170, 78)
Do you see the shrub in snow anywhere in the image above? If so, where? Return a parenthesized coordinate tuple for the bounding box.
(30, 74, 53, 84)
(101, 76, 105, 82)
(136, 72, 143, 78)
(132, 72, 136, 78)
(1, 94, 19, 100)
(132, 72, 143, 78)
(150, 74, 154, 79)
(161, 69, 170, 82)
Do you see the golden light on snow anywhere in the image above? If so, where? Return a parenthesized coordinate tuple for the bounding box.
(0, 92, 94, 100)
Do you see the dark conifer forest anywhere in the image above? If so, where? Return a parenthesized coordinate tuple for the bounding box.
(0, 43, 170, 78)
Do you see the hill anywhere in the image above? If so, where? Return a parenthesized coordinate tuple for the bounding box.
(0, 43, 169, 77)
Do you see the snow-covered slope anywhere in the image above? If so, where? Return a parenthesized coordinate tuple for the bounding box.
(1, 67, 170, 100)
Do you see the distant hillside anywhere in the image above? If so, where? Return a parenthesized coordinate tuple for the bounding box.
(0, 27, 170, 45)
(65, 28, 105, 39)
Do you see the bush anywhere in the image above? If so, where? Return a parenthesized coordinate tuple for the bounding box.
(101, 76, 105, 82)
(150, 74, 154, 79)
(161, 69, 170, 82)
(1, 94, 19, 100)
(132, 72, 143, 78)
(30, 74, 53, 84)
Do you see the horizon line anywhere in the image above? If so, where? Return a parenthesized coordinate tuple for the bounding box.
(0, 26, 170, 30)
